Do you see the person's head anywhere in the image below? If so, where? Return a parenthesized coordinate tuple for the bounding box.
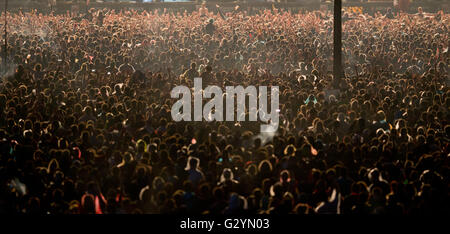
(416, 134, 426, 145)
(294, 203, 312, 214)
(280, 170, 290, 183)
(283, 144, 296, 156)
(81, 194, 95, 214)
(81, 63, 88, 71)
(34, 63, 42, 72)
(83, 106, 93, 116)
(222, 168, 233, 181)
(253, 138, 262, 148)
(258, 160, 273, 176)
(136, 139, 146, 153)
(186, 156, 200, 171)
(81, 130, 90, 143)
(376, 110, 386, 121)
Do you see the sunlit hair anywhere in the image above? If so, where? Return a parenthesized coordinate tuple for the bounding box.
(185, 156, 200, 171)
(219, 168, 234, 184)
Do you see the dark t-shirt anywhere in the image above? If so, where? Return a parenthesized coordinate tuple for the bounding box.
(205, 23, 215, 36)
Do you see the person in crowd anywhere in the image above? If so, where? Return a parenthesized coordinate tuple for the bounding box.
(0, 6, 448, 214)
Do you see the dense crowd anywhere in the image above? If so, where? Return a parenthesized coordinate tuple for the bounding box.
(0, 6, 448, 214)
